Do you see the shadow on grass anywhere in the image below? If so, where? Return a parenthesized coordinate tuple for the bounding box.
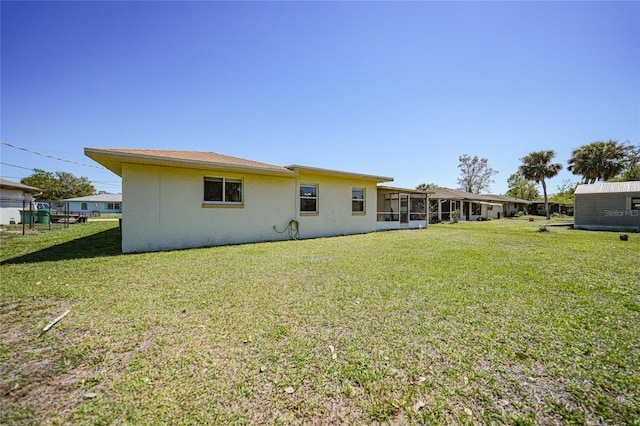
(2, 228, 122, 264)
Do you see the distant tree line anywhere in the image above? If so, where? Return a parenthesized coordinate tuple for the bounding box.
(21, 169, 95, 201)
(417, 139, 638, 220)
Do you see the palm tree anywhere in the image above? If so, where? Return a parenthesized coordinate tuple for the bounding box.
(567, 140, 631, 183)
(519, 150, 563, 219)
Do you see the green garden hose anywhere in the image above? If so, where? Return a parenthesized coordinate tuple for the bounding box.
(274, 219, 300, 240)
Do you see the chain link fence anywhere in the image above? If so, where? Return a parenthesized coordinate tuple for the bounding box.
(0, 199, 88, 236)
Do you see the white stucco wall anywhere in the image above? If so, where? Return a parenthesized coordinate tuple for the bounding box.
(481, 204, 503, 220)
(120, 164, 381, 253)
(295, 171, 378, 239)
(121, 164, 296, 252)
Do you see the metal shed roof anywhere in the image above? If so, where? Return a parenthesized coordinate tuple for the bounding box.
(574, 181, 640, 195)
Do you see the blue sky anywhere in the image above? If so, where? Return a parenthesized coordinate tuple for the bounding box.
(1, 1, 638, 195)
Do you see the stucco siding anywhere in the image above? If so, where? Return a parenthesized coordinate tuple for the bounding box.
(574, 192, 640, 231)
(120, 164, 380, 252)
(295, 172, 378, 238)
(121, 164, 297, 252)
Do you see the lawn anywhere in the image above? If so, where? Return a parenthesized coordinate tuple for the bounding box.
(1, 220, 638, 424)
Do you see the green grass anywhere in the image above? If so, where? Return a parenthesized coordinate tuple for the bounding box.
(1, 220, 638, 424)
(93, 213, 122, 219)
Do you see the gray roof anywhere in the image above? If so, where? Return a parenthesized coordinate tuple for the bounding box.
(0, 178, 42, 193)
(485, 194, 532, 204)
(574, 181, 640, 195)
(430, 187, 530, 204)
(63, 194, 122, 202)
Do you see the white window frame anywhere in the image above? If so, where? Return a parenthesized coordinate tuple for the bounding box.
(203, 177, 243, 206)
(300, 183, 318, 214)
(352, 187, 365, 214)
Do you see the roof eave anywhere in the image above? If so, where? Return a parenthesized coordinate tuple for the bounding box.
(85, 148, 295, 177)
(377, 185, 433, 195)
(0, 179, 43, 193)
(287, 164, 393, 183)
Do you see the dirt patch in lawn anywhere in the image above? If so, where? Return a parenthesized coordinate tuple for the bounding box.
(0, 300, 98, 424)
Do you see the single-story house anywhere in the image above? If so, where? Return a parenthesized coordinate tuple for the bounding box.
(63, 194, 123, 214)
(86, 148, 428, 253)
(0, 179, 42, 225)
(429, 187, 530, 222)
(528, 200, 573, 217)
(485, 194, 532, 217)
(574, 181, 640, 232)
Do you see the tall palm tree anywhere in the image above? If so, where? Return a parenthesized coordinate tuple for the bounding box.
(567, 140, 631, 183)
(519, 150, 563, 219)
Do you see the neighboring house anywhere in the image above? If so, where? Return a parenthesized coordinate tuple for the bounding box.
(574, 181, 640, 232)
(429, 187, 529, 222)
(63, 194, 123, 214)
(0, 178, 42, 225)
(486, 194, 532, 217)
(85, 148, 416, 253)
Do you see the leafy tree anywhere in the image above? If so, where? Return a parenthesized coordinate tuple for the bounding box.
(456, 154, 498, 194)
(610, 143, 640, 182)
(550, 179, 578, 204)
(21, 169, 95, 201)
(519, 150, 563, 219)
(416, 183, 437, 191)
(567, 140, 633, 183)
(505, 171, 539, 200)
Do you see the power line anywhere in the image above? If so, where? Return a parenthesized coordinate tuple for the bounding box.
(1, 162, 121, 186)
(0, 162, 35, 171)
(1, 141, 104, 169)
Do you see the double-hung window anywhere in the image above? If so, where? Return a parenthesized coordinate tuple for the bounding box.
(204, 177, 243, 205)
(300, 184, 318, 214)
(352, 188, 365, 213)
